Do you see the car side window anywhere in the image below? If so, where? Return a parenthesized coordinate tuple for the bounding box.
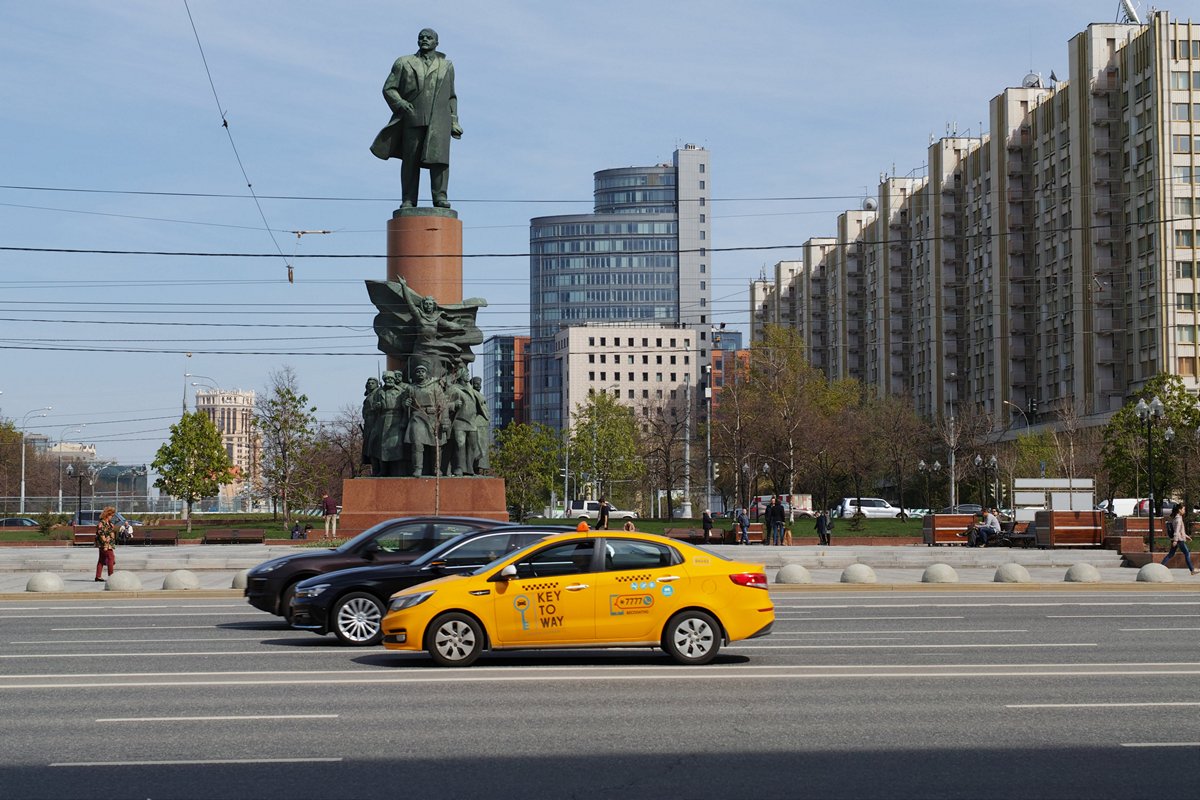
(441, 533, 518, 568)
(373, 523, 428, 553)
(603, 539, 679, 571)
(514, 542, 595, 578)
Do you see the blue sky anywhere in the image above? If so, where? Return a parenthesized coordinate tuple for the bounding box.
(0, 0, 1155, 469)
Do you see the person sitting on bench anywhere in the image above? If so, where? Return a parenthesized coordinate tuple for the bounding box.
(971, 507, 1001, 547)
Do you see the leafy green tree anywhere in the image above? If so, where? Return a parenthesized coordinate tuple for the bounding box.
(1101, 374, 1199, 502)
(151, 411, 235, 532)
(568, 391, 643, 510)
(490, 422, 561, 520)
(255, 366, 319, 522)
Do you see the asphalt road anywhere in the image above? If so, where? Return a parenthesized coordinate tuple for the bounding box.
(1, 590, 1198, 799)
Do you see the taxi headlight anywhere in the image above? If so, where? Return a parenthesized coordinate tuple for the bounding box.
(389, 590, 434, 612)
(293, 583, 330, 599)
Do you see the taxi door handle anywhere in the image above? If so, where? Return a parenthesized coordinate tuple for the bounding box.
(565, 583, 589, 591)
(658, 575, 682, 582)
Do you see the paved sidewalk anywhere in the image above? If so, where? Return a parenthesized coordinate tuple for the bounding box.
(0, 543, 1194, 597)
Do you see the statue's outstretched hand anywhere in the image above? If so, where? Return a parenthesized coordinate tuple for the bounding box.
(451, 124, 463, 139)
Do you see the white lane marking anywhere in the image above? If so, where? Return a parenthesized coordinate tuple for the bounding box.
(732, 643, 1095, 650)
(769, 629, 1028, 635)
(95, 714, 339, 722)
(774, 615, 965, 621)
(10, 668, 1200, 690)
(12, 638, 269, 645)
(1120, 743, 1200, 748)
(1009, 702, 1200, 709)
(52, 626, 227, 631)
(50, 757, 344, 767)
(0, 618, 262, 623)
(1120, 627, 1200, 632)
(1051, 618, 1200, 623)
(0, 650, 349, 660)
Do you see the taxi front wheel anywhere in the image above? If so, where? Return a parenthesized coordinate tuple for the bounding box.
(663, 610, 721, 665)
(426, 612, 484, 667)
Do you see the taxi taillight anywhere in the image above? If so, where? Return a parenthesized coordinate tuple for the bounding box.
(729, 572, 768, 589)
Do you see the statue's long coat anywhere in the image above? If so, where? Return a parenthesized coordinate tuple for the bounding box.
(370, 51, 458, 166)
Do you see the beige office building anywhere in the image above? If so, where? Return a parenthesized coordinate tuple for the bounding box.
(754, 11, 1200, 432)
(194, 388, 260, 511)
(554, 323, 700, 432)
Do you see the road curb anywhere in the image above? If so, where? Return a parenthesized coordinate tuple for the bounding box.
(0, 590, 244, 601)
(769, 582, 1200, 592)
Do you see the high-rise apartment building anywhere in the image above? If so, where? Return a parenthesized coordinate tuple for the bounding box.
(529, 145, 712, 430)
(193, 388, 260, 511)
(755, 11, 1199, 432)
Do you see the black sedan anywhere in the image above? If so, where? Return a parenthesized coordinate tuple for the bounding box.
(245, 516, 510, 621)
(289, 525, 571, 645)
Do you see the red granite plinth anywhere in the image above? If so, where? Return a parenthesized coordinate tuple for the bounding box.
(338, 476, 508, 533)
(384, 210, 463, 374)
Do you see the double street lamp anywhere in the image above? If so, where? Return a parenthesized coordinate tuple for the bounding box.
(1135, 396, 1166, 552)
(56, 425, 86, 513)
(65, 463, 84, 522)
(917, 459, 941, 511)
(18, 407, 52, 514)
(973, 454, 999, 508)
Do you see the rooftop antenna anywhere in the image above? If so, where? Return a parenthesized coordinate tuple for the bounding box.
(1118, 0, 1142, 24)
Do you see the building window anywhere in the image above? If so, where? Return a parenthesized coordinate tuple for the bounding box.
(1178, 325, 1197, 343)
(1180, 357, 1197, 376)
(1176, 229, 1195, 248)
(1177, 293, 1195, 311)
(699, 163, 705, 173)
(1176, 261, 1195, 279)
(1174, 134, 1193, 153)
(1173, 103, 1190, 121)
(699, 180, 705, 189)
(1173, 71, 1191, 90)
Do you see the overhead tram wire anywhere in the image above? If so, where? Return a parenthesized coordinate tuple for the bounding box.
(182, 0, 291, 282)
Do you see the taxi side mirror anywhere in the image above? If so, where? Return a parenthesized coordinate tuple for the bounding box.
(491, 564, 518, 582)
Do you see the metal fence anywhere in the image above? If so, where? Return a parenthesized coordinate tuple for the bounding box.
(0, 495, 182, 516)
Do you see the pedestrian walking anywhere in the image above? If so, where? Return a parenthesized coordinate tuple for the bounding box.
(321, 492, 339, 541)
(94, 506, 118, 581)
(1161, 503, 1198, 575)
(736, 507, 751, 545)
(702, 509, 714, 543)
(767, 496, 786, 545)
(597, 497, 611, 530)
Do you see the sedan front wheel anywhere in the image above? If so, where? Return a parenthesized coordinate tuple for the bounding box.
(331, 592, 385, 646)
(425, 612, 484, 667)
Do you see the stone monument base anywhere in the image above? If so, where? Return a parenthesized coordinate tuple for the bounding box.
(338, 476, 509, 534)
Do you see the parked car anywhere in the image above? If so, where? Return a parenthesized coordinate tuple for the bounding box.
(937, 504, 983, 515)
(836, 497, 903, 518)
(289, 525, 570, 645)
(0, 517, 39, 528)
(380, 530, 774, 666)
(568, 500, 638, 522)
(244, 516, 510, 621)
(71, 510, 140, 527)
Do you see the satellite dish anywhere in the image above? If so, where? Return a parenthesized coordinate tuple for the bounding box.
(862, 198, 878, 212)
(1021, 72, 1043, 89)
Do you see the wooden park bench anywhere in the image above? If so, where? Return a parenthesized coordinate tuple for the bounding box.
(72, 527, 97, 546)
(664, 527, 728, 545)
(726, 522, 765, 544)
(201, 528, 266, 545)
(991, 520, 1034, 548)
(125, 528, 181, 546)
(1033, 510, 1104, 547)
(921, 514, 978, 545)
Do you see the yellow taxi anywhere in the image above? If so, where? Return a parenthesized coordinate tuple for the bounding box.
(380, 529, 774, 666)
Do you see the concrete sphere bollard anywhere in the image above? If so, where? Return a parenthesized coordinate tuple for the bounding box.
(994, 563, 1032, 583)
(163, 570, 200, 590)
(231, 568, 251, 590)
(25, 572, 64, 592)
(774, 563, 812, 584)
(841, 563, 877, 584)
(921, 563, 959, 583)
(104, 571, 142, 591)
(1064, 563, 1101, 583)
(1136, 562, 1174, 583)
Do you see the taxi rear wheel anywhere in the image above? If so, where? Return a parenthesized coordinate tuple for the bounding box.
(332, 592, 385, 646)
(663, 610, 721, 665)
(426, 612, 484, 667)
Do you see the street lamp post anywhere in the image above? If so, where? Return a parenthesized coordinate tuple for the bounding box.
(918, 459, 941, 512)
(1002, 400, 1031, 428)
(1135, 396, 1166, 553)
(704, 364, 713, 515)
(66, 464, 83, 523)
(56, 425, 85, 513)
(18, 407, 52, 514)
(680, 375, 692, 519)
